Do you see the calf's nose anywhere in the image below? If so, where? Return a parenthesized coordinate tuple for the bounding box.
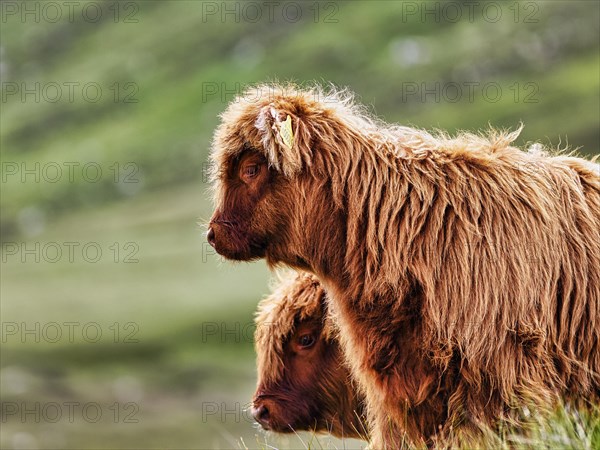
(251, 404, 270, 425)
(207, 227, 215, 247)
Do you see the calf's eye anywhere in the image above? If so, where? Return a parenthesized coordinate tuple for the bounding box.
(297, 334, 315, 349)
(243, 164, 260, 179)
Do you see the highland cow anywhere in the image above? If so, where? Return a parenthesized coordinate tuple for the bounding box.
(208, 84, 600, 447)
(252, 271, 366, 439)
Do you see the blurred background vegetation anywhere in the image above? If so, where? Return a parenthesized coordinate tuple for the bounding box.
(1, 1, 598, 448)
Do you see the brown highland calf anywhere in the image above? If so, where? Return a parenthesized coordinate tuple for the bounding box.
(208, 84, 600, 447)
(252, 271, 366, 440)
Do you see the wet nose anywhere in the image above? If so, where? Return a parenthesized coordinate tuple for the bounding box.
(251, 404, 270, 425)
(207, 227, 215, 247)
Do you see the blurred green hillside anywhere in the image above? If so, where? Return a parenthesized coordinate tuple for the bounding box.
(2, 0, 599, 237)
(1, 1, 599, 448)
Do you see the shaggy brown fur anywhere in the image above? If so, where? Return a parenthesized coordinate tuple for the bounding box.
(252, 271, 366, 439)
(208, 83, 600, 447)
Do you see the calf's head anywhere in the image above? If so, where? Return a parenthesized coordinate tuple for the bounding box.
(252, 271, 365, 439)
(207, 84, 346, 267)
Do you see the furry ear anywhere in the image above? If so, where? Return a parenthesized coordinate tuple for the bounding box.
(255, 105, 311, 177)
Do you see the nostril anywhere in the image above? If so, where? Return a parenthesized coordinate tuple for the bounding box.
(207, 227, 215, 247)
(258, 405, 269, 421)
(252, 404, 269, 423)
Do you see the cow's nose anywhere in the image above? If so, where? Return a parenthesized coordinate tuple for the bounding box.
(252, 404, 270, 425)
(207, 227, 215, 247)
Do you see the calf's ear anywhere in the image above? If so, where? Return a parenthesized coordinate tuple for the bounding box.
(255, 105, 312, 177)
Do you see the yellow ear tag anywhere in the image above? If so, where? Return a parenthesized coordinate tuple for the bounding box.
(279, 115, 294, 150)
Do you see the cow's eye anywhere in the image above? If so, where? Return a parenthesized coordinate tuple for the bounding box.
(297, 334, 315, 349)
(243, 163, 260, 179)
